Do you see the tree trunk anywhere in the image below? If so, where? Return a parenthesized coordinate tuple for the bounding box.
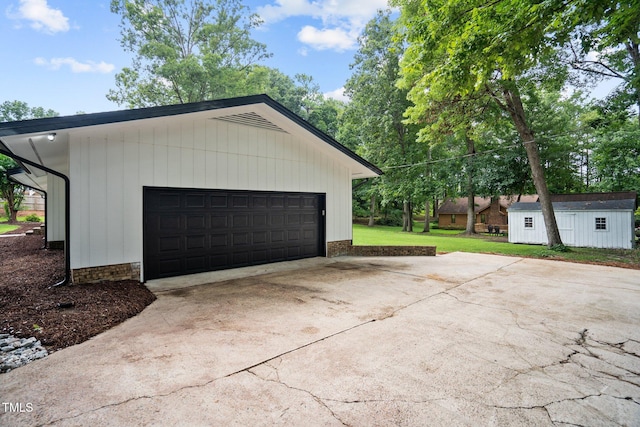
(368, 194, 375, 227)
(433, 196, 439, 221)
(6, 190, 18, 224)
(423, 199, 430, 232)
(402, 200, 413, 232)
(465, 136, 476, 234)
(502, 85, 562, 247)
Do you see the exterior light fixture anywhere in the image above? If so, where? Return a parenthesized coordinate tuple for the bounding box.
(47, 133, 56, 142)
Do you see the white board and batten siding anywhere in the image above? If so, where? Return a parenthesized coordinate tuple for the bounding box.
(509, 205, 635, 249)
(68, 113, 355, 271)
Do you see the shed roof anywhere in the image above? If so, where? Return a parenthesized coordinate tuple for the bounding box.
(509, 198, 637, 212)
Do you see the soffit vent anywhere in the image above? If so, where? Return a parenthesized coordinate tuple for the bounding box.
(211, 112, 287, 133)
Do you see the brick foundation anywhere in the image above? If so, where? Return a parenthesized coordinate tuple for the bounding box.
(72, 262, 141, 284)
(327, 240, 436, 257)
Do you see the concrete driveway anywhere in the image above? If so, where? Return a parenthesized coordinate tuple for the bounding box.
(1, 253, 639, 426)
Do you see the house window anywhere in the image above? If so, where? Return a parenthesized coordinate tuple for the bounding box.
(595, 217, 607, 231)
(480, 214, 486, 223)
(524, 217, 533, 228)
(451, 214, 456, 224)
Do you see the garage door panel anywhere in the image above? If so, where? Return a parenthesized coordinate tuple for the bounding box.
(211, 215, 228, 228)
(210, 195, 227, 207)
(270, 215, 285, 226)
(158, 259, 182, 276)
(232, 232, 250, 246)
(271, 196, 284, 208)
(159, 215, 181, 230)
(252, 196, 267, 208)
(144, 188, 324, 280)
(158, 236, 181, 252)
(253, 231, 267, 244)
(186, 215, 207, 229)
(232, 195, 249, 208)
(185, 194, 206, 208)
(185, 255, 206, 272)
(186, 235, 206, 250)
(211, 234, 228, 247)
(233, 214, 250, 228)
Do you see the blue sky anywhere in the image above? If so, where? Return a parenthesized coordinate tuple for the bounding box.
(1, 0, 389, 116)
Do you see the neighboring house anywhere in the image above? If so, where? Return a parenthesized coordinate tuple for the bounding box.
(0, 95, 382, 283)
(437, 195, 537, 231)
(508, 192, 637, 249)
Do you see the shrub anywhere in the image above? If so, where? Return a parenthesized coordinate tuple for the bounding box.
(549, 244, 570, 252)
(25, 214, 41, 222)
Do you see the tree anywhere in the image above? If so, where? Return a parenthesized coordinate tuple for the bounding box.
(341, 10, 427, 231)
(108, 0, 271, 107)
(0, 100, 57, 122)
(393, 0, 573, 246)
(0, 156, 24, 223)
(564, 1, 640, 123)
(0, 101, 59, 222)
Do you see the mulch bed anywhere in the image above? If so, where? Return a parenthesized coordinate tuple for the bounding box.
(0, 231, 156, 353)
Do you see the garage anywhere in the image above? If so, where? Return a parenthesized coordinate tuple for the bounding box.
(143, 187, 325, 280)
(0, 94, 382, 284)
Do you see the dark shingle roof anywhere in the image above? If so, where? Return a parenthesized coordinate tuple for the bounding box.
(509, 199, 636, 211)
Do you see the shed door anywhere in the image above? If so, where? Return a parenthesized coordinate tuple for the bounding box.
(143, 188, 325, 280)
(557, 213, 575, 246)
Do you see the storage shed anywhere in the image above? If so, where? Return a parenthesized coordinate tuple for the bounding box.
(0, 95, 382, 283)
(508, 192, 637, 249)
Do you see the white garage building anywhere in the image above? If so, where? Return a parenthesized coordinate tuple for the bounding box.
(0, 95, 382, 284)
(508, 192, 637, 249)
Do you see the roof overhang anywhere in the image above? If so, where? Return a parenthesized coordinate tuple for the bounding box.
(0, 95, 382, 193)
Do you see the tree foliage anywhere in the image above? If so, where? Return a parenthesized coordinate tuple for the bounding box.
(340, 10, 428, 231)
(0, 101, 58, 222)
(108, 0, 271, 107)
(393, 0, 575, 245)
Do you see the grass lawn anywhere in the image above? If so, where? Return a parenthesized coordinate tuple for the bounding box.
(0, 214, 44, 235)
(0, 224, 19, 234)
(353, 222, 640, 269)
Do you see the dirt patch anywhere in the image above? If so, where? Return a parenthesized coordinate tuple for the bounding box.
(0, 234, 155, 353)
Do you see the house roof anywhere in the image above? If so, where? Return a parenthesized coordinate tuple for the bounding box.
(438, 195, 538, 214)
(0, 94, 382, 191)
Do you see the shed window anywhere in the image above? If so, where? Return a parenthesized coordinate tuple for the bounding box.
(524, 217, 533, 228)
(480, 214, 486, 223)
(451, 214, 456, 224)
(595, 217, 607, 231)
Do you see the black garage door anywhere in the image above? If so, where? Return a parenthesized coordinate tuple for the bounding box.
(143, 187, 325, 280)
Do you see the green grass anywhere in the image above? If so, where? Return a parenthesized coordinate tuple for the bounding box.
(353, 223, 640, 269)
(0, 224, 19, 234)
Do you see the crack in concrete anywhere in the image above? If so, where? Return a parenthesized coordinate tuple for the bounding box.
(246, 369, 350, 426)
(39, 258, 635, 427)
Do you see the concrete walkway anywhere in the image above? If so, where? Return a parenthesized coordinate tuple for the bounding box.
(1, 253, 639, 426)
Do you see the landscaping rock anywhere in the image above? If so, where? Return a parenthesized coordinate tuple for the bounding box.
(0, 335, 48, 373)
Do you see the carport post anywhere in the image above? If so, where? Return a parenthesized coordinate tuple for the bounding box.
(0, 145, 70, 287)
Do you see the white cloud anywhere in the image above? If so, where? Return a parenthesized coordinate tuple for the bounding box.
(256, 0, 389, 52)
(8, 0, 70, 34)
(34, 57, 115, 74)
(298, 26, 356, 51)
(324, 87, 350, 103)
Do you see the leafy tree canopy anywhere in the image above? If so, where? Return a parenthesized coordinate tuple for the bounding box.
(108, 0, 271, 107)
